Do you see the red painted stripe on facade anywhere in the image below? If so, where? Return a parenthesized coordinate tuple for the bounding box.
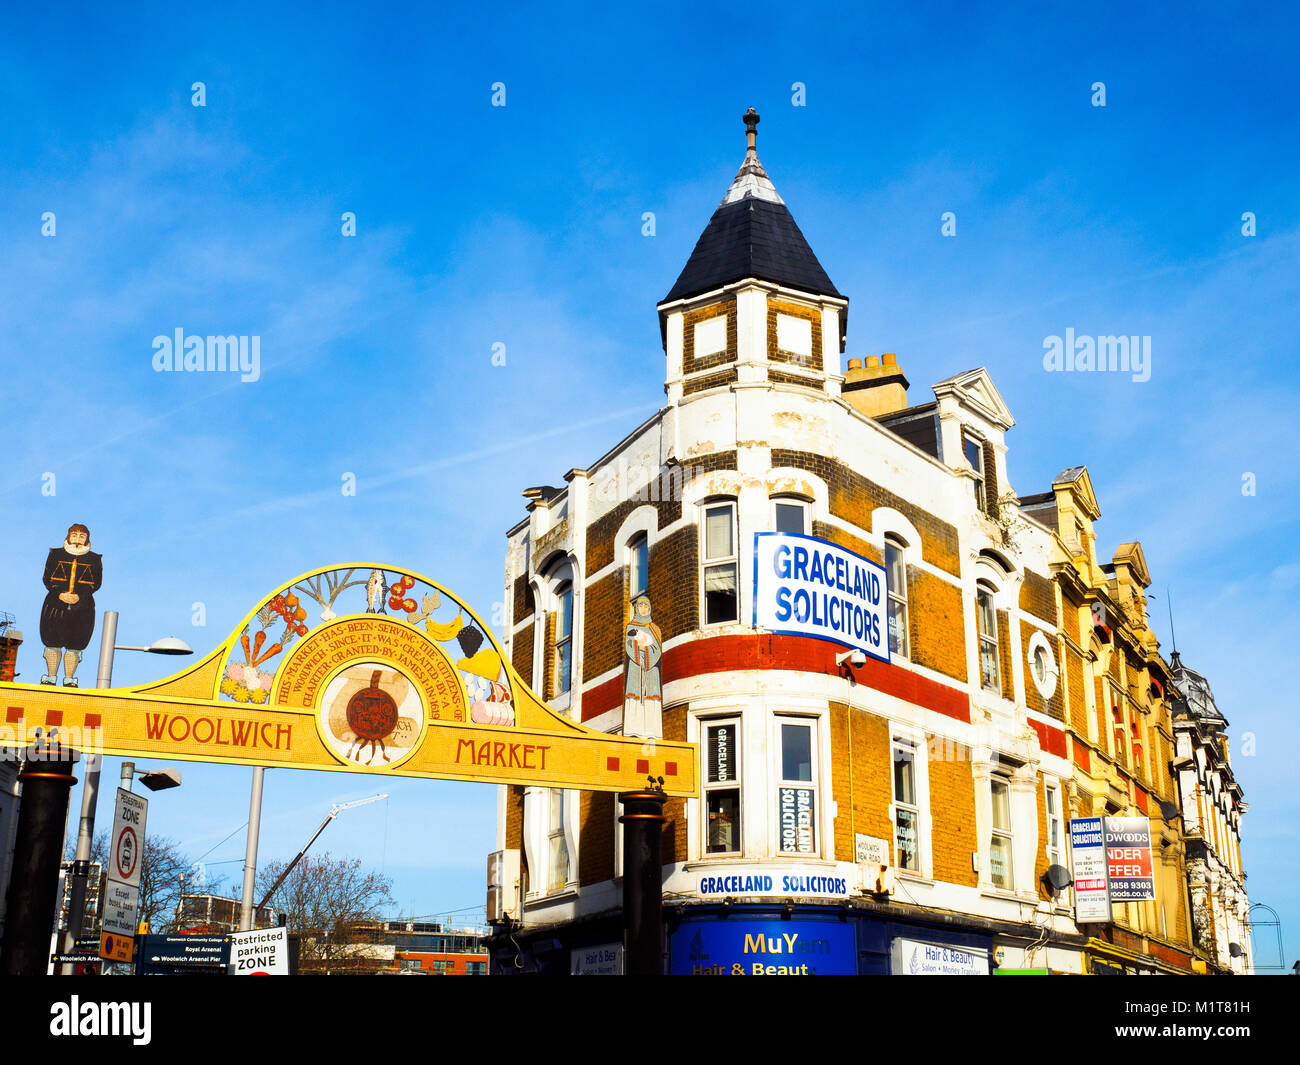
(1072, 742, 1091, 771)
(1135, 787, 1148, 814)
(581, 674, 624, 722)
(580, 633, 970, 723)
(1029, 718, 1067, 758)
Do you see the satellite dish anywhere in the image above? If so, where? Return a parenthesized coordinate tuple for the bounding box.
(1158, 800, 1181, 821)
(1045, 864, 1073, 893)
(1229, 942, 1243, 958)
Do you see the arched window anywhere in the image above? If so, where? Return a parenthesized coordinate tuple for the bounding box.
(884, 536, 909, 659)
(976, 581, 1000, 692)
(554, 580, 573, 696)
(628, 534, 648, 599)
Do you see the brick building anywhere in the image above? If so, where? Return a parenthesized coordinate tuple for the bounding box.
(1169, 652, 1251, 973)
(485, 111, 1215, 975)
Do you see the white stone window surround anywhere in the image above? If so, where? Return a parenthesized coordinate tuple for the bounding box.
(970, 553, 1025, 709)
(522, 784, 578, 901)
(771, 708, 827, 860)
(973, 758, 1039, 901)
(530, 552, 581, 718)
(700, 498, 741, 627)
(698, 714, 744, 858)
(889, 722, 933, 880)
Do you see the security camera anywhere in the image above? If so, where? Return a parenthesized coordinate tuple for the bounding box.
(837, 649, 867, 669)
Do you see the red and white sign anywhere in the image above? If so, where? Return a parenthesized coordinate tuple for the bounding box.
(110, 788, 148, 890)
(228, 928, 289, 975)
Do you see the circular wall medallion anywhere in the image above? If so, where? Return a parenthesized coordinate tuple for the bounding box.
(1027, 630, 1059, 701)
(318, 662, 426, 768)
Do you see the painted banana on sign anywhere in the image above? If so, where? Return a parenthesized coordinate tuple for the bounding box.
(0, 564, 697, 796)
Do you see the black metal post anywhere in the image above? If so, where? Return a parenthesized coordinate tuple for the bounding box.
(620, 788, 666, 975)
(1, 740, 78, 975)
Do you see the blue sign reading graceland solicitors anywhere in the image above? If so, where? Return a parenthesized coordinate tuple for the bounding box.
(752, 533, 889, 662)
(669, 918, 857, 976)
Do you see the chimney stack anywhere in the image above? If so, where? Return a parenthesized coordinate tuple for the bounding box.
(842, 353, 909, 419)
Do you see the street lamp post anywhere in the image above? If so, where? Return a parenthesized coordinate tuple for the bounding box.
(59, 611, 191, 971)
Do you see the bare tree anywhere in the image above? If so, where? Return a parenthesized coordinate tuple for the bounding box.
(256, 852, 395, 974)
(64, 830, 194, 934)
(64, 829, 109, 866)
(136, 835, 193, 934)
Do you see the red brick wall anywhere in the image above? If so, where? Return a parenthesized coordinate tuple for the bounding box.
(582, 571, 625, 682)
(772, 449, 962, 576)
(0, 634, 21, 683)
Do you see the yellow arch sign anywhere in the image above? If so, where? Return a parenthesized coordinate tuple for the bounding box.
(0, 564, 696, 796)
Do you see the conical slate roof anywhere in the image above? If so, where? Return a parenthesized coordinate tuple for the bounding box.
(661, 110, 844, 306)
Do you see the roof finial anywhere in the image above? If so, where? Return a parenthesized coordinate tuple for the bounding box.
(743, 107, 760, 154)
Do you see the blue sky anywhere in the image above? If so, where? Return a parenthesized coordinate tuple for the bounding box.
(1, 1, 1297, 956)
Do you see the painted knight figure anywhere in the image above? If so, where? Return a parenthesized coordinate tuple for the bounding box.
(40, 523, 103, 687)
(622, 594, 662, 740)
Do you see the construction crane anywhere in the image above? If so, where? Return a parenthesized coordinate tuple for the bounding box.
(258, 794, 388, 909)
